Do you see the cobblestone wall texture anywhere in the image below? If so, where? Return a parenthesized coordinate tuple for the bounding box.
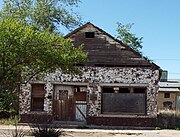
(20, 66, 159, 117)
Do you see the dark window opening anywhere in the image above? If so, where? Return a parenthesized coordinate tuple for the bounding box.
(102, 87, 114, 93)
(85, 32, 95, 38)
(163, 101, 172, 109)
(119, 88, 130, 93)
(76, 86, 80, 92)
(164, 93, 170, 98)
(31, 84, 45, 111)
(134, 88, 146, 93)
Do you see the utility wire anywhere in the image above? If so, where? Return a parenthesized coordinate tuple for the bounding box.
(169, 73, 180, 75)
(154, 59, 180, 61)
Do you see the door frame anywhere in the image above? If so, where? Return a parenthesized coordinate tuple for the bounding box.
(52, 84, 88, 121)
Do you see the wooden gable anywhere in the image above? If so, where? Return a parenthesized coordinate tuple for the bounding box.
(65, 22, 160, 69)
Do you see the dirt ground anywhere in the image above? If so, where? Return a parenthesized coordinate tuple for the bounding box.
(0, 125, 180, 137)
(63, 129, 180, 137)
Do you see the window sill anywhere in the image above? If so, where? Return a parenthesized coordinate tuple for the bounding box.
(29, 111, 47, 114)
(99, 113, 149, 118)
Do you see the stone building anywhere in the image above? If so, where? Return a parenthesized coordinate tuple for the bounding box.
(19, 22, 161, 127)
(158, 80, 180, 110)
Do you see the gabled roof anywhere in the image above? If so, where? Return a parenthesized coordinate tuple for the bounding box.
(65, 22, 161, 70)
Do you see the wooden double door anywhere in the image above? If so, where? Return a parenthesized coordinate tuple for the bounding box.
(53, 85, 87, 121)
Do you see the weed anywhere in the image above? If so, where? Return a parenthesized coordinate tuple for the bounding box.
(32, 126, 64, 137)
(3, 123, 27, 137)
(0, 115, 19, 125)
(155, 127, 161, 130)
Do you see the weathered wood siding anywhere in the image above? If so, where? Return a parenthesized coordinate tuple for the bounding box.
(53, 85, 75, 121)
(68, 23, 155, 67)
(75, 101, 86, 121)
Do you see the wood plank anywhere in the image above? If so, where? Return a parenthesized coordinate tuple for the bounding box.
(102, 93, 146, 115)
(75, 92, 87, 101)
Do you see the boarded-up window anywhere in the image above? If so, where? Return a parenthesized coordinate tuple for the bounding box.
(74, 86, 87, 101)
(75, 92, 86, 101)
(31, 84, 45, 111)
(102, 86, 146, 115)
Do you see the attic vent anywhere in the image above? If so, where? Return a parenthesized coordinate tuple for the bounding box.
(85, 32, 95, 38)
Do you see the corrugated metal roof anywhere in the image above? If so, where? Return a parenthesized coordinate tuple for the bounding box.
(159, 87, 180, 92)
(159, 81, 180, 88)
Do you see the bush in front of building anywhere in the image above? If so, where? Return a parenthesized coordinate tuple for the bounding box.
(157, 110, 180, 129)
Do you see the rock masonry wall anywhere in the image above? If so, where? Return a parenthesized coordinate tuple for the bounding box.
(19, 66, 159, 117)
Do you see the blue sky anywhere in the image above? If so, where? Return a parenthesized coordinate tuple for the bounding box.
(0, 0, 180, 79)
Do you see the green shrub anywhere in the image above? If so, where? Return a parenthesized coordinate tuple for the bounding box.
(157, 110, 180, 129)
(0, 115, 19, 125)
(0, 110, 17, 119)
(0, 89, 17, 113)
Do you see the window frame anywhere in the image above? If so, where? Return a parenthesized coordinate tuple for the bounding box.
(31, 84, 45, 111)
(101, 86, 147, 115)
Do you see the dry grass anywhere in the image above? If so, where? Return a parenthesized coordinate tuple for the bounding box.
(0, 116, 19, 125)
(158, 109, 180, 115)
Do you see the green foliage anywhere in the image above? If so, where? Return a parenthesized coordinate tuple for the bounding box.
(0, 89, 16, 112)
(116, 22, 143, 52)
(0, 115, 19, 125)
(0, 17, 87, 87)
(157, 110, 180, 129)
(32, 126, 64, 137)
(0, 0, 85, 118)
(0, 17, 87, 112)
(0, 0, 82, 32)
